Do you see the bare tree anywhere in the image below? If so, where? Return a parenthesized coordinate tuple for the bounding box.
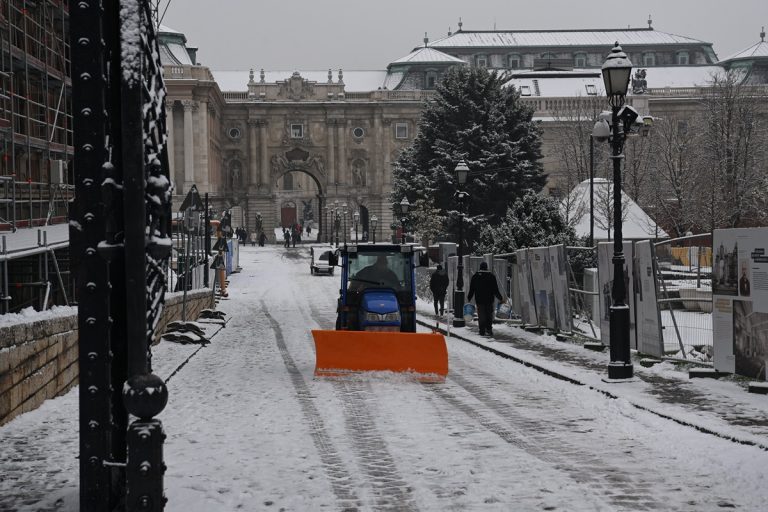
(697, 71, 768, 229)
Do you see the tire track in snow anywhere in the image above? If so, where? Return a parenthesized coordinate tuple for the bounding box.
(305, 303, 420, 511)
(431, 360, 662, 510)
(262, 303, 362, 511)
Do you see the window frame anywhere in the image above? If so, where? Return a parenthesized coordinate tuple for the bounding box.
(394, 122, 408, 139)
(290, 123, 304, 139)
(475, 54, 488, 68)
(507, 53, 521, 69)
(676, 51, 690, 65)
(519, 85, 532, 96)
(574, 52, 587, 68)
(642, 52, 656, 67)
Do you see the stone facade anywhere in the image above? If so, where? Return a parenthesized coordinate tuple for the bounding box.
(0, 290, 214, 425)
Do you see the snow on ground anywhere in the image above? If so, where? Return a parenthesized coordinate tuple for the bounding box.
(1, 245, 767, 511)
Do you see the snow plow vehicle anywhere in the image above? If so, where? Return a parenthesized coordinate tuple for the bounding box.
(312, 243, 448, 380)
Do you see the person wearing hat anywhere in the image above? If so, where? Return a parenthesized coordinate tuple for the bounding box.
(429, 264, 450, 316)
(468, 261, 503, 337)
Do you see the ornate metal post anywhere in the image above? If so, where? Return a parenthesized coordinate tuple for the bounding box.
(71, 3, 113, 508)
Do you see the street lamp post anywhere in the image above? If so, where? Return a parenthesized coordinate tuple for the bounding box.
(353, 211, 359, 243)
(599, 42, 634, 380)
(334, 200, 340, 247)
(342, 203, 348, 245)
(453, 160, 469, 328)
(399, 197, 410, 244)
(323, 205, 329, 243)
(370, 215, 378, 244)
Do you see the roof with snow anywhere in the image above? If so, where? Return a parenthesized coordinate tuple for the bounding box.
(211, 70, 388, 92)
(504, 65, 723, 97)
(390, 47, 466, 65)
(428, 28, 710, 49)
(562, 178, 668, 240)
(719, 39, 768, 63)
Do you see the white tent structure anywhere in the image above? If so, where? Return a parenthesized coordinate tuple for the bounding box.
(561, 178, 668, 241)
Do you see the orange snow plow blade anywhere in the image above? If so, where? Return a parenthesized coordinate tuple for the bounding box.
(312, 330, 448, 381)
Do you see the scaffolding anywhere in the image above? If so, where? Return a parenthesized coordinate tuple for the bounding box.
(0, 0, 74, 313)
(0, 0, 73, 231)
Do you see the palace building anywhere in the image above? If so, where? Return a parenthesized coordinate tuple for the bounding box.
(159, 21, 768, 241)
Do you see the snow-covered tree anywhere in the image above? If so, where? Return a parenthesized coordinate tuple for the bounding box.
(476, 190, 575, 255)
(392, 66, 545, 247)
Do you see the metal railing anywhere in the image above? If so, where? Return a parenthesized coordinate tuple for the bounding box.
(0, 177, 74, 230)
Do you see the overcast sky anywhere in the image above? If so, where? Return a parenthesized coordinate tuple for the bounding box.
(161, 0, 767, 71)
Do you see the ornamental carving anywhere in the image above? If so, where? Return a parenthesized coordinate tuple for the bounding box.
(270, 149, 326, 177)
(277, 72, 316, 101)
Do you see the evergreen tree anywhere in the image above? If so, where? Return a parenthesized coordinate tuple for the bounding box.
(392, 65, 545, 247)
(476, 191, 575, 255)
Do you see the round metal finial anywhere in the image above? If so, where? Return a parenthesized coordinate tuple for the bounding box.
(458, 17, 463, 30)
(424, 32, 429, 47)
(761, 27, 765, 42)
(123, 373, 168, 420)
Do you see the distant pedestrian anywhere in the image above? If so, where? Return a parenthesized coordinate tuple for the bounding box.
(467, 262, 503, 337)
(429, 264, 449, 316)
(259, 231, 267, 247)
(283, 229, 290, 248)
(249, 231, 257, 247)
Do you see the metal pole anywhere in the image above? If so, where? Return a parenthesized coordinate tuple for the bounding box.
(589, 134, 594, 247)
(607, 103, 633, 380)
(401, 217, 405, 244)
(453, 197, 466, 327)
(204, 193, 210, 288)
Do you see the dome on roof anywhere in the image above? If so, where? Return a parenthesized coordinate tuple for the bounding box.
(158, 25, 196, 66)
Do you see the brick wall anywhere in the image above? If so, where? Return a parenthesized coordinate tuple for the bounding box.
(0, 289, 215, 425)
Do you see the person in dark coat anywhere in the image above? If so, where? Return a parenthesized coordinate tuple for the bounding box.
(467, 261, 503, 337)
(258, 231, 267, 247)
(429, 264, 450, 316)
(283, 228, 290, 248)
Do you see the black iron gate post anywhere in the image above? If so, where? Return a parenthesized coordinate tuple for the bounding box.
(71, 2, 114, 509)
(73, 1, 172, 510)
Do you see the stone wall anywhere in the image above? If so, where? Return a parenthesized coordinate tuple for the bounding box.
(0, 289, 215, 426)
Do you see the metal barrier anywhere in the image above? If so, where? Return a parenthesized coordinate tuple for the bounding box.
(654, 234, 713, 362)
(566, 246, 600, 340)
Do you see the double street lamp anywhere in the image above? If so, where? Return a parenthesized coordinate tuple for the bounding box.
(399, 197, 410, 244)
(596, 42, 635, 380)
(333, 200, 340, 247)
(353, 211, 360, 243)
(370, 215, 378, 244)
(453, 160, 469, 328)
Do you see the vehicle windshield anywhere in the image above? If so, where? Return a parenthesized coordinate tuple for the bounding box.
(318, 251, 330, 261)
(348, 251, 411, 292)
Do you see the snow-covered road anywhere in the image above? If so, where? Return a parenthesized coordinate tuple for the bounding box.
(161, 246, 766, 511)
(1, 244, 767, 511)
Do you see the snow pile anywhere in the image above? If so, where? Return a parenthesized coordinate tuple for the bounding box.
(0, 305, 77, 329)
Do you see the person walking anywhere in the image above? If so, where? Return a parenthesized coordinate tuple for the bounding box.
(258, 231, 267, 247)
(283, 228, 290, 248)
(249, 231, 257, 247)
(429, 264, 449, 316)
(467, 261, 503, 337)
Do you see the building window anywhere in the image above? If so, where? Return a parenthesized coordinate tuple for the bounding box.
(353, 127, 365, 138)
(228, 127, 241, 139)
(507, 54, 521, 69)
(548, 187, 561, 198)
(283, 173, 294, 190)
(676, 51, 690, 65)
(290, 124, 304, 139)
(541, 52, 556, 60)
(425, 71, 438, 89)
(677, 120, 689, 135)
(642, 52, 656, 67)
(395, 122, 408, 139)
(520, 85, 532, 96)
(574, 53, 587, 68)
(585, 84, 597, 95)
(475, 54, 488, 68)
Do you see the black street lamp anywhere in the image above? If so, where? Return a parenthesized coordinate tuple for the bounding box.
(399, 197, 410, 244)
(342, 202, 348, 244)
(323, 205, 329, 243)
(370, 215, 378, 244)
(599, 42, 634, 380)
(334, 200, 340, 247)
(453, 160, 469, 328)
(353, 211, 359, 243)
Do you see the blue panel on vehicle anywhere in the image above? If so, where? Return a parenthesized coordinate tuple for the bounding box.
(361, 290, 399, 314)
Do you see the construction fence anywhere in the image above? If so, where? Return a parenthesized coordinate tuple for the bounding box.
(419, 234, 714, 364)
